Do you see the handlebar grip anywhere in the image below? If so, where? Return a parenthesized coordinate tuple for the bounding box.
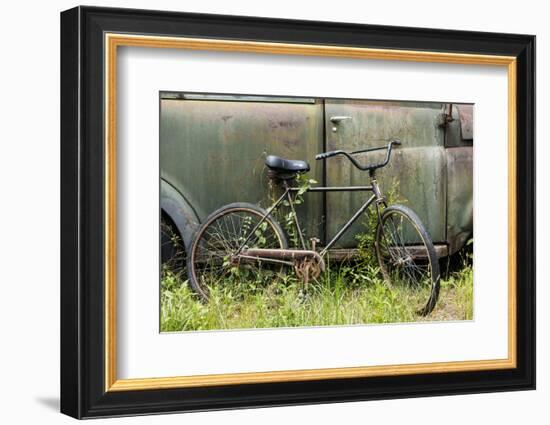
(392, 139, 402, 146)
(315, 151, 338, 160)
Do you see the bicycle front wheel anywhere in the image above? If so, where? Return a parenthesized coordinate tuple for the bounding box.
(375, 204, 441, 316)
(187, 202, 288, 301)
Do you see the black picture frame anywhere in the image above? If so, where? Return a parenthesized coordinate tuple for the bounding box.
(60, 5, 535, 419)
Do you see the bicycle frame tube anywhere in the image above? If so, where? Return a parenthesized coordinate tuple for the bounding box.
(288, 183, 379, 252)
(234, 188, 289, 255)
(293, 186, 373, 192)
(289, 181, 382, 256)
(286, 190, 307, 249)
(235, 179, 383, 257)
(319, 194, 377, 256)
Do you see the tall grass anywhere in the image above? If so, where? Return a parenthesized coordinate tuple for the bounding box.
(160, 259, 473, 332)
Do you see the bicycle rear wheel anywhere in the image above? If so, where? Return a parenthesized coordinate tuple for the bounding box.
(187, 202, 288, 301)
(375, 204, 441, 316)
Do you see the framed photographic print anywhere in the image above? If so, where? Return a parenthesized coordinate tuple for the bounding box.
(60, 6, 535, 419)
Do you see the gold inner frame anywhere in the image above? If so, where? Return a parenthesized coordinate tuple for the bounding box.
(104, 33, 517, 392)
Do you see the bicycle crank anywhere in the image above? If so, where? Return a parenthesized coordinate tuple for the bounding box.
(294, 257, 324, 289)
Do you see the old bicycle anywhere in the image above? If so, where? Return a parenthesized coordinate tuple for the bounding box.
(187, 140, 441, 315)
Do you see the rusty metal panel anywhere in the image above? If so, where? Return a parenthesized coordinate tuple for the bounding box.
(457, 105, 474, 140)
(446, 147, 473, 254)
(161, 95, 473, 255)
(160, 98, 324, 238)
(324, 99, 447, 246)
(444, 104, 474, 147)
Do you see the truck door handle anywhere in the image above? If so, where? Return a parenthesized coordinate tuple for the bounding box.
(329, 116, 352, 132)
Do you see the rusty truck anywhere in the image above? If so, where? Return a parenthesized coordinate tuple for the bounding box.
(160, 92, 473, 266)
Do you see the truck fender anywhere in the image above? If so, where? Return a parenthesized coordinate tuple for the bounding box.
(161, 179, 200, 250)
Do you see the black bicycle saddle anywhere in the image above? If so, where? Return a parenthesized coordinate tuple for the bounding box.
(265, 155, 310, 173)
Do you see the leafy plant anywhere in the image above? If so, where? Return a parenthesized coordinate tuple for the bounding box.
(355, 178, 405, 268)
(268, 172, 317, 248)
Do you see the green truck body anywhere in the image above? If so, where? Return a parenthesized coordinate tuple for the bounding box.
(160, 93, 473, 258)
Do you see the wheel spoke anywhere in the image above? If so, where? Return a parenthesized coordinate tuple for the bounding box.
(376, 207, 440, 315)
(189, 207, 287, 300)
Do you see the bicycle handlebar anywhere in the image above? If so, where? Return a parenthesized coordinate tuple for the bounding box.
(315, 139, 401, 171)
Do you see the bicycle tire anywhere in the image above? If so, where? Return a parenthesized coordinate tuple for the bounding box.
(187, 202, 288, 301)
(375, 204, 441, 316)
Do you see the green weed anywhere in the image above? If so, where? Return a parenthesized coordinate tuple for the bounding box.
(160, 259, 473, 332)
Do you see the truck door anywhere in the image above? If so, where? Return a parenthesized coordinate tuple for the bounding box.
(160, 94, 325, 241)
(324, 99, 447, 248)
